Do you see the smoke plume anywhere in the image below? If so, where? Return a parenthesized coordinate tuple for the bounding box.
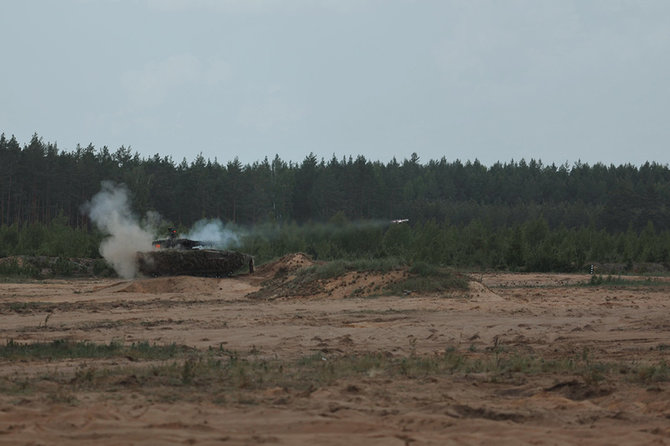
(83, 181, 155, 279)
(183, 219, 241, 249)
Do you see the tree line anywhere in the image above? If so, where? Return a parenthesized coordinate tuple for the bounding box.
(1, 133, 670, 272)
(2, 133, 670, 233)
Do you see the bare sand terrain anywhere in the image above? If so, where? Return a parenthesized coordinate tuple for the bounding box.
(0, 256, 669, 445)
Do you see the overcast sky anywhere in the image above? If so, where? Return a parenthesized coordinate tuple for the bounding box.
(1, 0, 669, 167)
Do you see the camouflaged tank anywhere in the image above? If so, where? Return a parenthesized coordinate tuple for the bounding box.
(136, 232, 254, 277)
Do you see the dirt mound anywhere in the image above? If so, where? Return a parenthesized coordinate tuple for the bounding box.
(116, 276, 222, 294)
(249, 268, 408, 300)
(249, 257, 415, 300)
(249, 255, 473, 300)
(255, 253, 315, 279)
(321, 270, 407, 299)
(250, 254, 410, 300)
(468, 281, 504, 302)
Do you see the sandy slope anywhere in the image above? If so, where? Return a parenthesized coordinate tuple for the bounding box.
(0, 263, 669, 445)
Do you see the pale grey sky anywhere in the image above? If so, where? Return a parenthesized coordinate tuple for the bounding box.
(1, 0, 669, 166)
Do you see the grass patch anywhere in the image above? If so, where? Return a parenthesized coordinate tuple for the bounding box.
(297, 257, 406, 281)
(386, 275, 469, 295)
(0, 339, 188, 361)
(289, 258, 469, 297)
(634, 361, 670, 383)
(387, 263, 469, 295)
(4, 301, 54, 313)
(0, 256, 116, 280)
(408, 261, 442, 277)
(586, 274, 669, 287)
(0, 258, 41, 279)
(1, 343, 668, 402)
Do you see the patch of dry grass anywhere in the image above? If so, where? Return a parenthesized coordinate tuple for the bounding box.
(1, 341, 667, 406)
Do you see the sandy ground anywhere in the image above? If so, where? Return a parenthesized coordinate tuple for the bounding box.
(0, 260, 669, 445)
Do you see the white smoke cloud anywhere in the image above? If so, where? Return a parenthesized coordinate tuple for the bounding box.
(82, 181, 155, 279)
(183, 219, 241, 249)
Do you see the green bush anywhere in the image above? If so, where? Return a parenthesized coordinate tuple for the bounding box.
(93, 259, 115, 277)
(52, 257, 74, 276)
(0, 258, 40, 278)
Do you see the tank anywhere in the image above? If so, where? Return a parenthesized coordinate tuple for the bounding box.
(136, 228, 254, 277)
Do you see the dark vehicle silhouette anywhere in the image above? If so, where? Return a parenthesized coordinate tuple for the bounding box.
(137, 228, 253, 277)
